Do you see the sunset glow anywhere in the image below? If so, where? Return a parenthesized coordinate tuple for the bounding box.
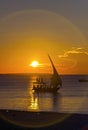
(0, 9, 88, 74)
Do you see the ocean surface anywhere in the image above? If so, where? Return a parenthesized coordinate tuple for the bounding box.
(0, 74, 88, 114)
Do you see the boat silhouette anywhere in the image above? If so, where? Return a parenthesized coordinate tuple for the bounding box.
(32, 55, 62, 92)
(79, 79, 88, 82)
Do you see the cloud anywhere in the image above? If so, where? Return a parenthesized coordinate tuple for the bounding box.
(59, 47, 88, 58)
(58, 47, 88, 73)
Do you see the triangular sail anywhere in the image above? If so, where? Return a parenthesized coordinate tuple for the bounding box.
(48, 54, 62, 87)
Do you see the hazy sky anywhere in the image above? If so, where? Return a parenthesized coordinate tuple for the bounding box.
(0, 0, 88, 74)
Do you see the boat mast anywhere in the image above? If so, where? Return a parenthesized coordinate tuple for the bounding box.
(48, 54, 62, 87)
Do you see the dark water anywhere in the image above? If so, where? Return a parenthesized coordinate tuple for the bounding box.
(0, 74, 88, 114)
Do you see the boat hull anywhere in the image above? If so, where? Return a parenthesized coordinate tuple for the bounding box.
(32, 87, 60, 93)
(79, 79, 88, 82)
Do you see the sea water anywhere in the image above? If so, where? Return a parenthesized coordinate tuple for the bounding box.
(0, 74, 88, 114)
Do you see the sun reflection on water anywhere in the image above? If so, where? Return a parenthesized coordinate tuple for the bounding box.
(30, 96, 39, 111)
(27, 76, 40, 111)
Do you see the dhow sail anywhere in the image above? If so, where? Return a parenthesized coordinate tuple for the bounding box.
(48, 55, 62, 88)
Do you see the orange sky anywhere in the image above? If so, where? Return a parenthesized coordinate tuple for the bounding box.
(0, 10, 88, 74)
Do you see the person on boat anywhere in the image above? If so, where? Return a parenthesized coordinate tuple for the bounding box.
(36, 78, 40, 82)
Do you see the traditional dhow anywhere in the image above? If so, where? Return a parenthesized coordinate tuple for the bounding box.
(32, 55, 62, 93)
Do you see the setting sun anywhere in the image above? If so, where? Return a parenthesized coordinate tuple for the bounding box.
(30, 61, 39, 67)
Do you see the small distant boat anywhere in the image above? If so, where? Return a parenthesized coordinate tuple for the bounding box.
(79, 79, 88, 82)
(32, 55, 62, 93)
